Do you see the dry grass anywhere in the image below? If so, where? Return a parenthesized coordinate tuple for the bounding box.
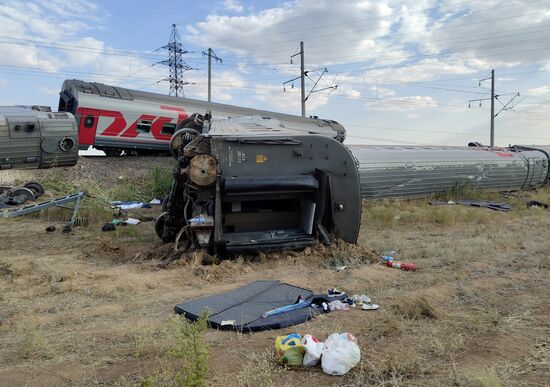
(1, 161, 549, 386)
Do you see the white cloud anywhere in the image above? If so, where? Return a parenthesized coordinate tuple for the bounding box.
(185, 0, 403, 66)
(222, 0, 244, 13)
(367, 95, 438, 112)
(369, 86, 395, 98)
(526, 86, 550, 96)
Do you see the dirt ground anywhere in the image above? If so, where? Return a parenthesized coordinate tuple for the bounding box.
(0, 157, 549, 386)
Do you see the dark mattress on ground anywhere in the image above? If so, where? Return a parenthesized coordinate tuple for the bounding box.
(174, 280, 318, 332)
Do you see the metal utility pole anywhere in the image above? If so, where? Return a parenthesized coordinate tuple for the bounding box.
(468, 69, 520, 147)
(284, 41, 336, 117)
(158, 24, 193, 97)
(491, 69, 495, 146)
(202, 48, 223, 102)
(300, 41, 305, 117)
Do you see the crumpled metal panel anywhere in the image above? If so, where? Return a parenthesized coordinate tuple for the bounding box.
(347, 145, 548, 199)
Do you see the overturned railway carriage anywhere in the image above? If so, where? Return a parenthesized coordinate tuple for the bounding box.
(58, 79, 345, 154)
(0, 106, 78, 170)
(156, 116, 550, 253)
(349, 145, 549, 199)
(156, 116, 361, 254)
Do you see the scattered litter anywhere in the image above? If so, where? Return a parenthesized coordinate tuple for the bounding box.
(460, 199, 511, 212)
(111, 201, 152, 210)
(352, 294, 371, 304)
(45, 225, 56, 233)
(361, 303, 380, 311)
(429, 199, 511, 211)
(101, 223, 116, 232)
(275, 332, 361, 375)
(382, 255, 395, 262)
(328, 300, 350, 311)
(334, 265, 347, 272)
(302, 334, 325, 367)
(429, 200, 456, 205)
(387, 261, 417, 271)
(125, 217, 140, 225)
(149, 198, 162, 205)
(527, 200, 549, 209)
(262, 299, 311, 318)
(220, 320, 235, 326)
(321, 333, 361, 376)
(275, 334, 305, 366)
(328, 288, 346, 297)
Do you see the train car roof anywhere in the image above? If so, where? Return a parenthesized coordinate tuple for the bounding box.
(0, 106, 73, 120)
(60, 79, 345, 137)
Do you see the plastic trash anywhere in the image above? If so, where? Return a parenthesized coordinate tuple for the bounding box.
(275, 334, 305, 366)
(386, 261, 417, 271)
(352, 294, 371, 305)
(321, 333, 361, 376)
(328, 300, 350, 311)
(125, 217, 140, 225)
(301, 334, 326, 366)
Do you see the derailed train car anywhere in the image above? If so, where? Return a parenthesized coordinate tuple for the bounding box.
(156, 115, 361, 254)
(58, 79, 346, 154)
(0, 106, 78, 170)
(156, 114, 550, 253)
(349, 145, 549, 199)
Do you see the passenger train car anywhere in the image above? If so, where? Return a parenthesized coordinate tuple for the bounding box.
(58, 79, 346, 154)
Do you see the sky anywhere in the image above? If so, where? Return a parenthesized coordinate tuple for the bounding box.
(0, 0, 549, 146)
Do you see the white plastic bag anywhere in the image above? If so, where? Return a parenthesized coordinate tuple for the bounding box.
(321, 333, 361, 375)
(301, 334, 326, 366)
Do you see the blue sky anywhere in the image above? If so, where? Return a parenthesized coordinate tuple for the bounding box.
(0, 0, 549, 146)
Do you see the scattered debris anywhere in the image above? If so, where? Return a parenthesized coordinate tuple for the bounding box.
(302, 334, 325, 367)
(45, 225, 56, 233)
(321, 333, 361, 376)
(0, 192, 85, 225)
(275, 332, 361, 375)
(175, 281, 319, 332)
(527, 200, 549, 209)
(0, 181, 45, 207)
(275, 334, 305, 366)
(111, 201, 152, 210)
(328, 300, 350, 311)
(429, 199, 511, 211)
(386, 261, 417, 271)
(101, 223, 116, 232)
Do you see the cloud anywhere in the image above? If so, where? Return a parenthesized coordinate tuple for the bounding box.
(185, 0, 403, 66)
(0, 0, 105, 71)
(367, 95, 438, 112)
(527, 86, 550, 96)
(222, 0, 244, 13)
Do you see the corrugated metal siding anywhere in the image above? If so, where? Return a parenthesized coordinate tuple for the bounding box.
(0, 108, 78, 169)
(348, 145, 546, 199)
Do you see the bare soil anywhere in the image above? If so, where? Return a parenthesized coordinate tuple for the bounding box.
(0, 157, 549, 386)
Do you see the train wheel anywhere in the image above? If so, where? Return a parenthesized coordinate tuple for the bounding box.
(23, 181, 45, 198)
(155, 212, 177, 243)
(169, 128, 199, 159)
(10, 188, 35, 205)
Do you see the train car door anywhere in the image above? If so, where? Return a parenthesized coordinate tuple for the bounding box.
(75, 107, 100, 147)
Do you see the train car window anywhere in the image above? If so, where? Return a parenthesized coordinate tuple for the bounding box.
(137, 120, 152, 133)
(84, 115, 95, 128)
(161, 123, 176, 135)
